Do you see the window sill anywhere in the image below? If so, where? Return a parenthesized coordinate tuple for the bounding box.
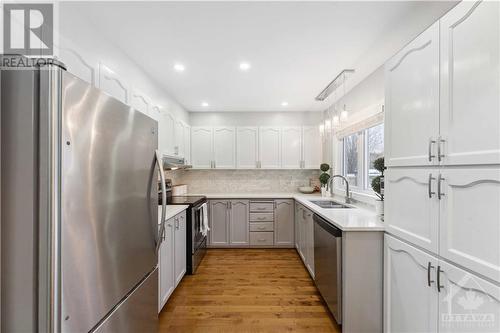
(332, 187, 379, 208)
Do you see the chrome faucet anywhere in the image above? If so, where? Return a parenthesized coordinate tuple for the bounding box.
(328, 175, 352, 204)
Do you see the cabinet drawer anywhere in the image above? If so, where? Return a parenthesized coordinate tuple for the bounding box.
(249, 201, 274, 212)
(250, 232, 274, 246)
(249, 212, 273, 222)
(249, 222, 274, 232)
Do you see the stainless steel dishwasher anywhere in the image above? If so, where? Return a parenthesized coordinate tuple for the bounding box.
(313, 213, 342, 324)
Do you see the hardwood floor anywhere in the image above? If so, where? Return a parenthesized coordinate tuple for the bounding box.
(159, 249, 341, 333)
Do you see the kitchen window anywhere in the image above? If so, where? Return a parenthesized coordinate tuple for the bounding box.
(339, 123, 384, 193)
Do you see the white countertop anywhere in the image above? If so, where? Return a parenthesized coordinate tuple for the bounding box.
(188, 192, 384, 232)
(158, 205, 189, 224)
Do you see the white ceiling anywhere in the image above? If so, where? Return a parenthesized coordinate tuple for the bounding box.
(69, 1, 456, 112)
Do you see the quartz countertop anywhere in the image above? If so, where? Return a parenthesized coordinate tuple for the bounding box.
(188, 192, 384, 231)
(158, 205, 189, 224)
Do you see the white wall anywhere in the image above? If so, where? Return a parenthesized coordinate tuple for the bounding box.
(56, 3, 189, 123)
(189, 111, 322, 127)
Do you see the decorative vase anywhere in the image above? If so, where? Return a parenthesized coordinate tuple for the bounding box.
(374, 199, 384, 217)
(321, 187, 329, 197)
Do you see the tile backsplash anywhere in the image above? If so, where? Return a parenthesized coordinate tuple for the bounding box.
(166, 169, 320, 194)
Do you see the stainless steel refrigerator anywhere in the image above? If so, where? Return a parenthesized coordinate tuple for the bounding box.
(1, 56, 165, 332)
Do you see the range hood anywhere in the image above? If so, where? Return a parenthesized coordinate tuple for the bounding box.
(163, 155, 192, 170)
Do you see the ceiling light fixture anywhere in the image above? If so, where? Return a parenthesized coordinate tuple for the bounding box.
(281, 101, 288, 107)
(174, 63, 185, 72)
(239, 62, 251, 71)
(201, 101, 209, 107)
(315, 69, 354, 101)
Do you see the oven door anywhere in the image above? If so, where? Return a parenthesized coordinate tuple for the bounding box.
(191, 203, 206, 254)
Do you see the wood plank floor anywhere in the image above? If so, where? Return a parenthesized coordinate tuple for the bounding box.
(159, 249, 341, 333)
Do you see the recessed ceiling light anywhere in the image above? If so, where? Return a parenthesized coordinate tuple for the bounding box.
(201, 101, 209, 107)
(281, 101, 289, 107)
(174, 63, 185, 72)
(239, 62, 251, 71)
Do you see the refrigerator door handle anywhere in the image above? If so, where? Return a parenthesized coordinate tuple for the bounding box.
(156, 150, 167, 253)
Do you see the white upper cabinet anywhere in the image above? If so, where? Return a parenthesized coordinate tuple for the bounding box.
(174, 119, 185, 157)
(302, 126, 322, 169)
(439, 1, 500, 166)
(162, 111, 176, 156)
(191, 127, 213, 169)
(437, 260, 500, 333)
(213, 127, 236, 169)
(439, 168, 500, 283)
(384, 235, 439, 333)
(151, 105, 163, 152)
(385, 168, 439, 253)
(281, 127, 302, 169)
(259, 127, 281, 169)
(183, 124, 191, 164)
(130, 89, 150, 116)
(236, 127, 259, 169)
(58, 47, 96, 85)
(98, 63, 129, 104)
(385, 22, 440, 167)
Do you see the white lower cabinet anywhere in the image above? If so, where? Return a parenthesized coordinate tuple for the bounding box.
(158, 210, 187, 312)
(174, 212, 186, 286)
(385, 234, 500, 333)
(158, 218, 174, 312)
(385, 234, 439, 333)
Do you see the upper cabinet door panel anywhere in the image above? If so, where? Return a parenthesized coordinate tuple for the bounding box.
(58, 47, 96, 85)
(259, 127, 281, 169)
(130, 90, 150, 116)
(385, 22, 440, 167)
(281, 127, 302, 169)
(440, 1, 500, 165)
(191, 127, 213, 169)
(439, 168, 500, 283)
(98, 63, 129, 104)
(213, 127, 236, 169)
(236, 127, 258, 169)
(437, 260, 500, 333)
(162, 111, 176, 156)
(302, 126, 322, 169)
(384, 168, 439, 254)
(183, 125, 191, 165)
(174, 120, 185, 157)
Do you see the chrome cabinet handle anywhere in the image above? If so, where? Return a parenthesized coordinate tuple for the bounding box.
(437, 174, 445, 200)
(229, 201, 232, 209)
(428, 173, 436, 198)
(427, 262, 435, 287)
(438, 137, 446, 162)
(214, 160, 216, 169)
(428, 138, 436, 162)
(175, 218, 179, 230)
(155, 150, 167, 253)
(437, 266, 444, 292)
(274, 201, 277, 209)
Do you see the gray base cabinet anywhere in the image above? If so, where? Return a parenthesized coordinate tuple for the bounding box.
(295, 203, 314, 278)
(208, 198, 295, 248)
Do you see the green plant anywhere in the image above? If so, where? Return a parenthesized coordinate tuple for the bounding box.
(319, 173, 330, 186)
(371, 157, 385, 200)
(319, 163, 331, 188)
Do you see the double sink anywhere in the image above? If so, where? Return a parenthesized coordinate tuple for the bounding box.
(309, 200, 352, 209)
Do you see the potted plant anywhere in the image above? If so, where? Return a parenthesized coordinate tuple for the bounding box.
(319, 163, 331, 197)
(371, 157, 385, 217)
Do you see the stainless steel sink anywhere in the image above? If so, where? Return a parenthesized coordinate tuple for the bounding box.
(309, 200, 352, 209)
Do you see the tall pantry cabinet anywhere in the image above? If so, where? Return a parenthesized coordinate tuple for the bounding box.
(384, 2, 500, 332)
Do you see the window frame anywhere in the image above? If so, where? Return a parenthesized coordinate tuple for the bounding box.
(337, 122, 384, 196)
